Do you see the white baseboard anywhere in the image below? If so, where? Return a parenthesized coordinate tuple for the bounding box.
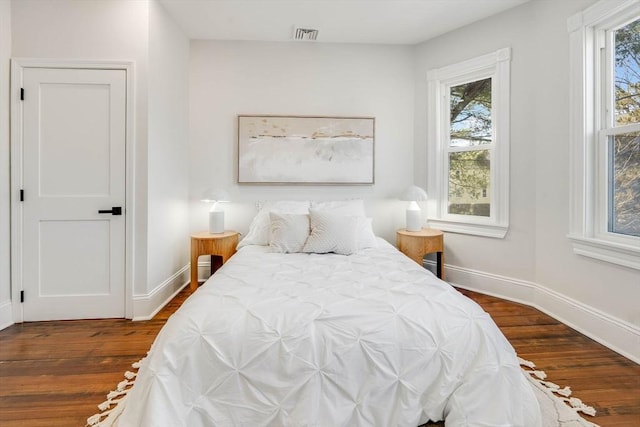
(197, 260, 218, 282)
(131, 260, 219, 320)
(445, 265, 537, 305)
(0, 299, 12, 331)
(446, 264, 640, 364)
(533, 284, 640, 364)
(132, 265, 190, 321)
(0, 263, 209, 325)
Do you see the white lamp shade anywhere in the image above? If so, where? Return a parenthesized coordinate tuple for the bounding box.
(209, 210, 225, 233)
(201, 188, 230, 203)
(400, 185, 428, 202)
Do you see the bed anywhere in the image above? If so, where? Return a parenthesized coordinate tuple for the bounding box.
(119, 201, 541, 426)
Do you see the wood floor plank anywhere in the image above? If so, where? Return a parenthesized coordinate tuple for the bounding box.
(0, 286, 638, 426)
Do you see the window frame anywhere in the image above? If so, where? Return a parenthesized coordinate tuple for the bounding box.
(568, 0, 640, 270)
(427, 48, 511, 238)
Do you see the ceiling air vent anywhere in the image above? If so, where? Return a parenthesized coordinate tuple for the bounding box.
(293, 27, 319, 41)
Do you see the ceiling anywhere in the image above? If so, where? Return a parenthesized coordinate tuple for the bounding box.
(158, 0, 530, 45)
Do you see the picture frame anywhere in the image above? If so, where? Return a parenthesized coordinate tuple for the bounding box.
(237, 115, 375, 185)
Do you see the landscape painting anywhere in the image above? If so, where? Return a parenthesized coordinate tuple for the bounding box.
(238, 115, 375, 184)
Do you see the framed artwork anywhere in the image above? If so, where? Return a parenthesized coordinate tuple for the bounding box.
(237, 115, 375, 184)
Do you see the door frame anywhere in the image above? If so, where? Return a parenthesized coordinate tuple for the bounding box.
(10, 58, 136, 322)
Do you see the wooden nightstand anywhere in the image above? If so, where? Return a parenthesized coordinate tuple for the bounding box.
(190, 231, 239, 291)
(396, 228, 445, 279)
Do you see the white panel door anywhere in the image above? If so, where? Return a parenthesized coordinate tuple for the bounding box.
(21, 67, 126, 321)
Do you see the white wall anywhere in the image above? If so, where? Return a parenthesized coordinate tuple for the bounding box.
(188, 41, 415, 242)
(415, 0, 640, 360)
(0, 0, 12, 329)
(146, 1, 190, 298)
(11, 0, 151, 298)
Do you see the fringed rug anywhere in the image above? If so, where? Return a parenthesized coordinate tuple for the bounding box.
(519, 358, 598, 427)
(87, 357, 599, 427)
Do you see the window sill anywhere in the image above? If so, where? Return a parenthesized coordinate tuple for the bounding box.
(568, 235, 640, 271)
(427, 219, 508, 239)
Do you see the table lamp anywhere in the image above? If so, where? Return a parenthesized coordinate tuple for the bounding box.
(201, 189, 230, 234)
(400, 185, 428, 232)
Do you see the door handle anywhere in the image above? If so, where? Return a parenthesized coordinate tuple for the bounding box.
(98, 206, 122, 216)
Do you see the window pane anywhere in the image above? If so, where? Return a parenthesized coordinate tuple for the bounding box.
(609, 132, 640, 237)
(448, 150, 490, 217)
(614, 18, 640, 126)
(450, 78, 492, 147)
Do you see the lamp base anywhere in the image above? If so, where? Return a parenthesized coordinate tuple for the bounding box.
(406, 209, 421, 232)
(209, 210, 224, 234)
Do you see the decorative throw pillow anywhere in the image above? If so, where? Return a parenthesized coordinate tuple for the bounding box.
(238, 201, 311, 248)
(269, 212, 310, 253)
(310, 200, 377, 249)
(303, 210, 360, 255)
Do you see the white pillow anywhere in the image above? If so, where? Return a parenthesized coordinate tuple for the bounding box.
(238, 201, 311, 248)
(269, 212, 310, 253)
(310, 199, 366, 217)
(358, 217, 378, 249)
(310, 199, 377, 249)
(303, 210, 360, 255)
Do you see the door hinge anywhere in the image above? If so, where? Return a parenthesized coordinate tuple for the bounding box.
(20, 189, 24, 202)
(20, 88, 24, 101)
(20, 290, 24, 303)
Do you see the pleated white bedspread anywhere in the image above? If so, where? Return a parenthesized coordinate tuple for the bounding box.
(119, 240, 541, 427)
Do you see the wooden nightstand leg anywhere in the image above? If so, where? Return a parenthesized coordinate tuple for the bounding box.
(436, 251, 444, 280)
(190, 252, 199, 292)
(210, 255, 223, 275)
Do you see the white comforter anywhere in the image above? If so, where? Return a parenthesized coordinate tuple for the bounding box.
(120, 241, 541, 426)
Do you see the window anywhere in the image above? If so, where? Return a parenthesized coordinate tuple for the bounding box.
(607, 19, 640, 237)
(427, 48, 511, 238)
(568, 0, 640, 270)
(448, 78, 492, 218)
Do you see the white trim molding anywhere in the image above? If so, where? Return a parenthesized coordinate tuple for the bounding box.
(447, 264, 640, 364)
(132, 260, 221, 320)
(427, 48, 511, 239)
(132, 265, 190, 321)
(0, 299, 12, 331)
(568, 235, 640, 270)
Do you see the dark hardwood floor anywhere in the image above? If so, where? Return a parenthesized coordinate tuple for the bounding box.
(0, 287, 638, 426)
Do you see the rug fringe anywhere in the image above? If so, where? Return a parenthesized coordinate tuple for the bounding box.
(89, 356, 599, 426)
(518, 357, 597, 418)
(86, 358, 145, 427)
